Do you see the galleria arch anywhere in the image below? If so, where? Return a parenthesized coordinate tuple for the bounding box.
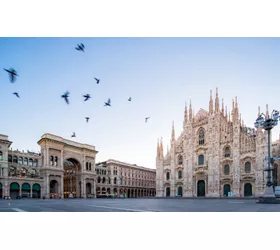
(38, 133, 97, 199)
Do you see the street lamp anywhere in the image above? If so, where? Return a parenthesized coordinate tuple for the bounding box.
(254, 110, 280, 203)
(66, 169, 75, 198)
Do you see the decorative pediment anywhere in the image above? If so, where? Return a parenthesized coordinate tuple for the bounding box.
(175, 181, 184, 186)
(195, 145, 208, 153)
(221, 158, 233, 164)
(194, 109, 209, 123)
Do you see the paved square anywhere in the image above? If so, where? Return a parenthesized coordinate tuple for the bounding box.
(1, 198, 280, 212)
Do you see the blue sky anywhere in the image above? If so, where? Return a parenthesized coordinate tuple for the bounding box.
(1, 37, 280, 169)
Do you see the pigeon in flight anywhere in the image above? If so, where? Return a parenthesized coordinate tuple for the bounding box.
(13, 92, 20, 98)
(145, 117, 150, 123)
(61, 91, 70, 104)
(128, 97, 132, 101)
(4, 68, 18, 83)
(71, 132, 76, 138)
(104, 98, 111, 107)
(75, 43, 85, 52)
(85, 117, 90, 123)
(94, 78, 100, 84)
(83, 94, 91, 101)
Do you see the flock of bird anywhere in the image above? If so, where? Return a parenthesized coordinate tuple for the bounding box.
(3, 43, 151, 138)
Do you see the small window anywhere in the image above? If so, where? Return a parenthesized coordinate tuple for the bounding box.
(166, 172, 170, 180)
(178, 170, 182, 179)
(49, 156, 53, 166)
(178, 155, 183, 165)
(198, 129, 205, 145)
(224, 147, 231, 158)
(54, 156, 58, 166)
(245, 162, 251, 173)
(198, 155, 204, 165)
(224, 164, 230, 175)
(8, 155, 12, 162)
(114, 177, 117, 184)
(97, 176, 101, 183)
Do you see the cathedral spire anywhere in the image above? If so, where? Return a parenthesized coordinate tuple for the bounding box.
(228, 111, 231, 122)
(184, 101, 188, 124)
(189, 99, 192, 120)
(209, 89, 213, 114)
(221, 98, 224, 116)
(172, 121, 175, 142)
(232, 98, 235, 112)
(160, 137, 164, 157)
(215, 87, 219, 113)
(157, 139, 160, 158)
(258, 106, 260, 117)
(225, 105, 228, 121)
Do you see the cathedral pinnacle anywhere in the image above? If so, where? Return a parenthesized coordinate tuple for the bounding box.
(209, 89, 213, 114)
(215, 87, 219, 113)
(172, 121, 175, 141)
(160, 137, 164, 157)
(189, 99, 192, 120)
(258, 106, 260, 117)
(184, 101, 188, 123)
(221, 98, 224, 116)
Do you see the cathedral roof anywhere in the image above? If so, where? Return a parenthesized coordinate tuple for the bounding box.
(194, 108, 209, 122)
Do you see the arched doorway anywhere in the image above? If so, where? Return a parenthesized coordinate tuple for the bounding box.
(22, 183, 31, 198)
(166, 187, 170, 197)
(113, 188, 117, 197)
(177, 186, 183, 197)
(10, 182, 20, 199)
(107, 188, 111, 197)
(86, 183, 91, 197)
(32, 184, 41, 198)
(197, 180, 205, 197)
(244, 183, 252, 197)
(223, 184, 231, 197)
(63, 158, 81, 198)
(128, 189, 130, 198)
(50, 180, 59, 198)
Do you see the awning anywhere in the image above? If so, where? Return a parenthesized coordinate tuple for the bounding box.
(22, 183, 31, 190)
(10, 182, 19, 190)
(32, 184, 41, 191)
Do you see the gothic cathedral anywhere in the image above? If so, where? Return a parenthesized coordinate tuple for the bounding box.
(156, 88, 280, 198)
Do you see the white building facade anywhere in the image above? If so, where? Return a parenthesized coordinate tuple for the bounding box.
(156, 89, 280, 198)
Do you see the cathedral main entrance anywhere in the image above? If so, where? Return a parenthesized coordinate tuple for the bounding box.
(244, 183, 252, 197)
(63, 158, 81, 198)
(166, 187, 170, 197)
(223, 184, 231, 197)
(197, 180, 205, 197)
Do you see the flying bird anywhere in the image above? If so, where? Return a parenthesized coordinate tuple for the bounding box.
(128, 97, 132, 101)
(61, 91, 70, 104)
(75, 43, 85, 52)
(94, 78, 100, 84)
(83, 94, 91, 101)
(85, 117, 90, 123)
(71, 132, 76, 138)
(4, 68, 18, 83)
(13, 92, 20, 98)
(104, 98, 111, 107)
(145, 117, 150, 123)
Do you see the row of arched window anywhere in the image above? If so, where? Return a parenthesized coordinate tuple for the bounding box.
(50, 156, 58, 166)
(166, 170, 183, 180)
(223, 162, 252, 175)
(86, 162, 92, 171)
(97, 176, 117, 184)
(8, 154, 39, 167)
(176, 147, 231, 166)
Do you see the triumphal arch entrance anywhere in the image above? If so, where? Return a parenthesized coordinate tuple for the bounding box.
(37, 133, 98, 199)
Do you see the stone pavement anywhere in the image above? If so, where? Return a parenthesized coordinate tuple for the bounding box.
(1, 198, 280, 212)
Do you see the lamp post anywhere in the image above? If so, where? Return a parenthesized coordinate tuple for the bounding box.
(254, 110, 280, 203)
(67, 169, 75, 198)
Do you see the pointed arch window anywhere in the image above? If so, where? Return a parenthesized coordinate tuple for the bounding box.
(198, 129, 205, 145)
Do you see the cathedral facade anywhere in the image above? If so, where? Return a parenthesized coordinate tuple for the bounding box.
(156, 88, 280, 198)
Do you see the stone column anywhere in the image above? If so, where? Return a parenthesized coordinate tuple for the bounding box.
(93, 181, 96, 198)
(19, 184, 22, 197)
(46, 174, 49, 198)
(60, 175, 64, 199)
(60, 150, 64, 169)
(81, 176, 85, 198)
(30, 188, 33, 198)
